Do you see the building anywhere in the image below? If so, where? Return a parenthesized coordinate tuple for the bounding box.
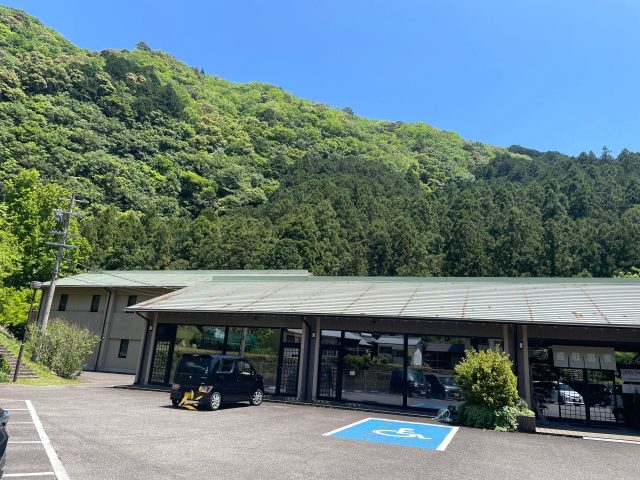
(44, 274, 640, 426)
(39, 270, 311, 373)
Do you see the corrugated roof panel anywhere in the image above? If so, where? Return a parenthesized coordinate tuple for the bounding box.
(48, 270, 311, 288)
(127, 278, 640, 328)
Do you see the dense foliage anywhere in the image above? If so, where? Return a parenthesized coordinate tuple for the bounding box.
(455, 349, 533, 431)
(27, 319, 100, 378)
(1, 6, 640, 333)
(0, 353, 10, 382)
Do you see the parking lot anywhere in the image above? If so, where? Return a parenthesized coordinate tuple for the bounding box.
(1, 374, 639, 480)
(1, 398, 67, 479)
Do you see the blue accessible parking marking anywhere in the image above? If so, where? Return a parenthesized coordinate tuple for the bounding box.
(324, 417, 458, 451)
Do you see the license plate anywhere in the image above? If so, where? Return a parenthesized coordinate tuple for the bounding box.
(420, 391, 426, 395)
(452, 393, 460, 397)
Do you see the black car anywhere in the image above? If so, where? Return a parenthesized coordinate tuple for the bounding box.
(1, 405, 8, 479)
(170, 355, 264, 411)
(566, 382, 613, 407)
(424, 374, 463, 400)
(389, 368, 432, 397)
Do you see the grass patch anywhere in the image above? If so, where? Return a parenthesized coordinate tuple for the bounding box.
(0, 328, 81, 386)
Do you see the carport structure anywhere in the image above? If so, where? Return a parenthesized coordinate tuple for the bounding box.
(127, 277, 640, 425)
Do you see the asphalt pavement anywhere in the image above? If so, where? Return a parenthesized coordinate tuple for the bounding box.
(1, 373, 638, 480)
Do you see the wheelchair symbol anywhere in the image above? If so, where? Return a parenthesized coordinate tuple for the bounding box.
(372, 427, 431, 440)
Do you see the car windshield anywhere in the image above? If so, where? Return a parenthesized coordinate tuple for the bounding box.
(177, 356, 212, 375)
(559, 384, 573, 391)
(407, 369, 426, 382)
(437, 376, 456, 386)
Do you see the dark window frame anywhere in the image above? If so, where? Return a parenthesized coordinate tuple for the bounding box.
(58, 294, 68, 311)
(236, 359, 253, 375)
(118, 339, 129, 358)
(90, 294, 101, 312)
(126, 295, 138, 309)
(218, 359, 235, 373)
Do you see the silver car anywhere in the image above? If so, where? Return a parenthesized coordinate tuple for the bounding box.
(551, 383, 584, 405)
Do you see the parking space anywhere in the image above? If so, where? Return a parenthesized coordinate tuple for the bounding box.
(1, 378, 639, 480)
(324, 417, 458, 450)
(1, 399, 68, 479)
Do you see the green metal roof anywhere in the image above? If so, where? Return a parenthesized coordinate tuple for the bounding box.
(127, 276, 640, 328)
(48, 270, 311, 289)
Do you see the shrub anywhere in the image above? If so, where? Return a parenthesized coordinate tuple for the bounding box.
(28, 319, 100, 379)
(457, 403, 496, 429)
(494, 400, 534, 432)
(0, 354, 10, 382)
(455, 349, 519, 408)
(343, 354, 371, 370)
(455, 349, 533, 431)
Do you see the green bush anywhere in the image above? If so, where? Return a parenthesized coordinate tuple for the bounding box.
(0, 354, 10, 382)
(0, 287, 33, 338)
(455, 349, 519, 408)
(457, 403, 496, 429)
(494, 400, 534, 432)
(27, 319, 100, 379)
(455, 349, 533, 431)
(343, 354, 371, 370)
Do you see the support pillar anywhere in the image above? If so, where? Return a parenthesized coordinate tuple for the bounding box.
(311, 317, 322, 399)
(502, 324, 510, 356)
(297, 319, 310, 400)
(520, 325, 532, 407)
(141, 313, 158, 385)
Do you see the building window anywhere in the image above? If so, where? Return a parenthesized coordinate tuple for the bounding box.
(127, 295, 138, 307)
(58, 294, 68, 311)
(118, 339, 129, 358)
(90, 295, 101, 312)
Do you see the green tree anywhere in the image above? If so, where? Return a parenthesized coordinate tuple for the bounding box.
(4, 169, 89, 285)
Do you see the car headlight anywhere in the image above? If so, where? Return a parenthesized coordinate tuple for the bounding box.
(171, 384, 180, 390)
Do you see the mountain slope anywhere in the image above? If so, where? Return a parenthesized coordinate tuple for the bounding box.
(1, 6, 640, 283)
(0, 6, 515, 215)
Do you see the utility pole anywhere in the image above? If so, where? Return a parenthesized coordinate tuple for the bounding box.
(38, 194, 83, 330)
(13, 281, 42, 382)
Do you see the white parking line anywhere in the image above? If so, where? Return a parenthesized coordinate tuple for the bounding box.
(583, 436, 640, 445)
(4, 473, 56, 478)
(25, 400, 70, 480)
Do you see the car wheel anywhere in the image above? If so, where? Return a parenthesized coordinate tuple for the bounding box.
(250, 389, 264, 406)
(204, 391, 222, 411)
(171, 398, 180, 408)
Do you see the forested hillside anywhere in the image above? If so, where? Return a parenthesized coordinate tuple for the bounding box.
(1, 3, 640, 329)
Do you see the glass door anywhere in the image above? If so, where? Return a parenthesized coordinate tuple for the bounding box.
(149, 324, 177, 385)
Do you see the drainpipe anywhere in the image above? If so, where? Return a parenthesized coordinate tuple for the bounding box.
(135, 312, 152, 385)
(94, 288, 113, 372)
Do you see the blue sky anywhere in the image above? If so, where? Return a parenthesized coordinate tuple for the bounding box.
(5, 0, 640, 155)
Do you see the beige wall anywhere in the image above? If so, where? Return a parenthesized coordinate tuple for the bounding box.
(43, 287, 170, 374)
(102, 338, 142, 373)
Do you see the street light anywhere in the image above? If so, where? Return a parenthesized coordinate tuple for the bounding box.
(13, 281, 43, 383)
